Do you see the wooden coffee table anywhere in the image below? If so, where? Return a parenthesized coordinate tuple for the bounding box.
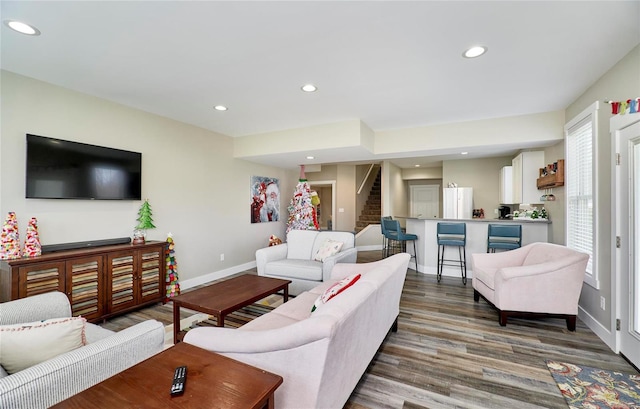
(51, 342, 283, 409)
(172, 274, 291, 343)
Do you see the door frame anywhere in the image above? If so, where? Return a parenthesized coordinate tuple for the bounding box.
(308, 180, 336, 230)
(612, 113, 640, 361)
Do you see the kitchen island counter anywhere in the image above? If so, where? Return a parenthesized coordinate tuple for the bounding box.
(402, 217, 551, 280)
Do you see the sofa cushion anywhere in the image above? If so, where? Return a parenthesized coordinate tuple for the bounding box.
(240, 310, 299, 331)
(313, 239, 344, 261)
(312, 274, 361, 312)
(0, 316, 86, 374)
(286, 230, 318, 260)
(265, 259, 323, 281)
(270, 291, 318, 321)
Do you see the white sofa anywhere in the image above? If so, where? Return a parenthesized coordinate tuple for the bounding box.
(256, 229, 358, 295)
(184, 253, 411, 409)
(0, 292, 165, 409)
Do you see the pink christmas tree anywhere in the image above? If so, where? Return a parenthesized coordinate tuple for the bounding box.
(165, 234, 181, 302)
(286, 165, 319, 233)
(23, 217, 42, 258)
(0, 212, 20, 260)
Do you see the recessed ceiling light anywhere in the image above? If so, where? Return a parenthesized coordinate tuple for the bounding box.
(461, 151, 469, 155)
(4, 20, 40, 36)
(306, 156, 315, 160)
(301, 84, 317, 93)
(214, 105, 228, 111)
(414, 164, 420, 167)
(462, 46, 487, 58)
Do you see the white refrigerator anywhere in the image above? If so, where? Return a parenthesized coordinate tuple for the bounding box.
(443, 187, 473, 219)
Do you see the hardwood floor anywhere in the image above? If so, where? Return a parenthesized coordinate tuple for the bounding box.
(101, 251, 638, 408)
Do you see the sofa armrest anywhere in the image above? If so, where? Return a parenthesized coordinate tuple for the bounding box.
(184, 315, 334, 354)
(0, 319, 165, 409)
(322, 247, 358, 281)
(255, 244, 288, 276)
(0, 291, 71, 325)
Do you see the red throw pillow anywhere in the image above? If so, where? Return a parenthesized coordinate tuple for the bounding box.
(311, 273, 361, 312)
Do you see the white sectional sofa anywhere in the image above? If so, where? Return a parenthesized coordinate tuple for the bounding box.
(0, 291, 165, 409)
(256, 229, 358, 295)
(184, 253, 411, 409)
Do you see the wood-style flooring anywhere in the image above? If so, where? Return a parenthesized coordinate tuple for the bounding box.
(100, 251, 639, 409)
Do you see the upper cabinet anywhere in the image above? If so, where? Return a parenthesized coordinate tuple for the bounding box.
(499, 166, 513, 204)
(537, 159, 564, 189)
(512, 151, 545, 204)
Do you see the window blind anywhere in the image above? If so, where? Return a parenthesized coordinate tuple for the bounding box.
(566, 117, 594, 276)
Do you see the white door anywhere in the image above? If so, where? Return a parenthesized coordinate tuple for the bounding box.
(614, 115, 640, 369)
(410, 185, 439, 218)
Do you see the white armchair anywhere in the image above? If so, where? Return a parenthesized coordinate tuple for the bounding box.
(471, 242, 589, 330)
(256, 230, 357, 295)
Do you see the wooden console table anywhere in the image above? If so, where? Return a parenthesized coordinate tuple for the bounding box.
(51, 342, 283, 409)
(0, 241, 167, 322)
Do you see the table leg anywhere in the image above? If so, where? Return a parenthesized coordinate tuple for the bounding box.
(283, 286, 289, 302)
(216, 314, 224, 327)
(173, 302, 180, 344)
(266, 395, 275, 409)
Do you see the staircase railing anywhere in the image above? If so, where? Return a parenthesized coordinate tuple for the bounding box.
(357, 164, 376, 195)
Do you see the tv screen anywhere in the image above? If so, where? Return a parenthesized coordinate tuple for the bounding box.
(26, 134, 142, 200)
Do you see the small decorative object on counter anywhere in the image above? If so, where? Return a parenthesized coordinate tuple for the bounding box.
(132, 228, 145, 245)
(22, 217, 42, 258)
(1, 212, 20, 260)
(540, 208, 548, 219)
(165, 233, 180, 302)
(531, 209, 539, 219)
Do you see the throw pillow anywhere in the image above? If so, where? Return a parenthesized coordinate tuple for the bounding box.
(0, 316, 87, 374)
(313, 239, 344, 262)
(311, 273, 361, 312)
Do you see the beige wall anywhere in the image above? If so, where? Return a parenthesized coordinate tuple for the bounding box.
(543, 141, 565, 245)
(442, 156, 514, 217)
(306, 164, 356, 231)
(565, 45, 640, 331)
(1, 71, 293, 284)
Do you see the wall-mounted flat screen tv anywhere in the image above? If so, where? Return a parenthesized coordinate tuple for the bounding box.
(26, 134, 142, 200)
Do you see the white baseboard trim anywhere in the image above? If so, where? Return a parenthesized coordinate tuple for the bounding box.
(578, 305, 616, 352)
(180, 261, 257, 290)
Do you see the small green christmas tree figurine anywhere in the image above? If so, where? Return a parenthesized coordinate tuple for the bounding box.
(134, 199, 156, 244)
(165, 233, 180, 302)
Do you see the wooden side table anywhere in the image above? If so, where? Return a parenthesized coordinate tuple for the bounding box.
(51, 342, 283, 409)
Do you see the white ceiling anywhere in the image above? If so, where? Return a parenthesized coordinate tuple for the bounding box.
(2, 1, 639, 169)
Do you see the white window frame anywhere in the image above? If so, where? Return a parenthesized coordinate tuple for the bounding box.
(565, 101, 599, 289)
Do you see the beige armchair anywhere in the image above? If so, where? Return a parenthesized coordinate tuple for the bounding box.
(471, 242, 589, 330)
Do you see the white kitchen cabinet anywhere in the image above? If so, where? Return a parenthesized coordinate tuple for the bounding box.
(512, 151, 544, 204)
(500, 166, 513, 204)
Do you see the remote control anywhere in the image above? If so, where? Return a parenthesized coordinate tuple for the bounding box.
(170, 365, 187, 396)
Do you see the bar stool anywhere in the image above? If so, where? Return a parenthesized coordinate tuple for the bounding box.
(380, 216, 393, 258)
(437, 222, 467, 285)
(384, 219, 418, 272)
(487, 224, 522, 253)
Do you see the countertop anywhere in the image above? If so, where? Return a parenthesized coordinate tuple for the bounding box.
(399, 216, 552, 224)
